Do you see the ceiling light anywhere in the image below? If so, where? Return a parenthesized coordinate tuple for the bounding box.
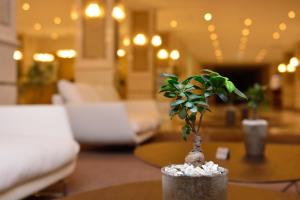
(123, 37, 130, 46)
(151, 35, 162, 47)
(279, 23, 287, 31)
(208, 25, 216, 32)
(290, 57, 299, 67)
(272, 32, 280, 40)
(70, 10, 79, 20)
(33, 53, 54, 62)
(51, 33, 59, 40)
(287, 64, 296, 72)
(33, 23, 42, 31)
(212, 40, 219, 47)
(157, 49, 169, 60)
(278, 63, 287, 73)
(204, 13, 213, 21)
(53, 17, 62, 25)
(170, 20, 178, 28)
(244, 18, 252, 26)
(242, 28, 250, 36)
(133, 33, 147, 46)
(13, 50, 23, 61)
(56, 49, 77, 58)
(112, 4, 126, 21)
(85, 3, 104, 18)
(117, 49, 126, 57)
(288, 11, 296, 19)
(170, 50, 180, 60)
(240, 37, 248, 43)
(210, 33, 218, 40)
(22, 2, 30, 11)
(215, 49, 222, 57)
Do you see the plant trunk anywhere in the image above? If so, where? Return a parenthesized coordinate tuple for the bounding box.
(252, 106, 258, 120)
(185, 133, 205, 166)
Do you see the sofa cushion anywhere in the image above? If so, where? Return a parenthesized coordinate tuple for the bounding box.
(0, 135, 79, 192)
(76, 83, 101, 103)
(58, 80, 83, 104)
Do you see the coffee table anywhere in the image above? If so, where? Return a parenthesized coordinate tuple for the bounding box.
(60, 181, 300, 200)
(134, 142, 300, 192)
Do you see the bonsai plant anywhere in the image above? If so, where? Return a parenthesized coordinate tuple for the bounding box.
(243, 83, 268, 158)
(246, 83, 267, 119)
(160, 69, 247, 200)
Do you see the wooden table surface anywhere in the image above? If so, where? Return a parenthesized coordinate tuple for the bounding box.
(134, 142, 300, 183)
(61, 181, 300, 200)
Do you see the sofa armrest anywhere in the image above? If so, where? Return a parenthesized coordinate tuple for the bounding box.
(66, 103, 136, 144)
(52, 94, 65, 105)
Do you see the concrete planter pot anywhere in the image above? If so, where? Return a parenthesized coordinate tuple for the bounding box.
(242, 119, 268, 157)
(161, 167, 228, 200)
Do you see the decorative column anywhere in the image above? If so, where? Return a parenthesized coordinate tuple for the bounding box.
(127, 10, 155, 99)
(0, 0, 17, 104)
(294, 44, 300, 110)
(75, 0, 116, 86)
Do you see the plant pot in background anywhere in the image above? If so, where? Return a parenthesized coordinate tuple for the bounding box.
(225, 106, 236, 127)
(161, 167, 228, 200)
(242, 119, 268, 157)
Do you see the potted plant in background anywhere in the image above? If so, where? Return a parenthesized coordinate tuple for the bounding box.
(160, 69, 247, 200)
(243, 83, 267, 158)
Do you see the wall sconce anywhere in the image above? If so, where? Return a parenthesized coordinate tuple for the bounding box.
(85, 3, 104, 18)
(117, 49, 126, 57)
(289, 57, 299, 67)
(151, 35, 162, 47)
(133, 33, 148, 46)
(157, 49, 169, 60)
(56, 49, 77, 59)
(112, 4, 126, 21)
(33, 53, 55, 62)
(278, 63, 286, 73)
(13, 50, 23, 61)
(170, 49, 180, 60)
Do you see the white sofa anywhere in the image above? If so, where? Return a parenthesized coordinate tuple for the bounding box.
(0, 106, 79, 200)
(52, 80, 161, 145)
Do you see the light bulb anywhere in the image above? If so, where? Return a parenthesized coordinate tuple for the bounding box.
(85, 3, 104, 18)
(112, 5, 126, 21)
(151, 35, 162, 47)
(157, 49, 169, 60)
(170, 50, 180, 60)
(133, 33, 147, 46)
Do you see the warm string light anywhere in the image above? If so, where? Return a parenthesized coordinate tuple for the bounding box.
(117, 49, 126, 57)
(170, 50, 180, 60)
(157, 49, 169, 60)
(169, 20, 178, 28)
(151, 35, 162, 47)
(239, 18, 252, 59)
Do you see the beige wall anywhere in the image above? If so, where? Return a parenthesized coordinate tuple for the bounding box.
(0, 0, 17, 104)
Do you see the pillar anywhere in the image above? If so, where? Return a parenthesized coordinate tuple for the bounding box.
(75, 0, 116, 86)
(0, 0, 17, 104)
(127, 10, 155, 99)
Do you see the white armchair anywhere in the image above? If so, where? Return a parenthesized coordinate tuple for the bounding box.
(53, 80, 162, 145)
(0, 106, 79, 200)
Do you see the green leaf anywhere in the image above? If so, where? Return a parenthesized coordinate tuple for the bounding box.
(179, 109, 187, 119)
(190, 106, 198, 113)
(160, 73, 178, 80)
(159, 84, 175, 93)
(217, 92, 228, 102)
(193, 76, 205, 85)
(188, 94, 204, 101)
(182, 76, 193, 85)
(185, 102, 193, 108)
(225, 80, 235, 93)
(170, 99, 185, 107)
(210, 76, 226, 88)
(203, 69, 219, 76)
(164, 92, 176, 98)
(234, 88, 248, 99)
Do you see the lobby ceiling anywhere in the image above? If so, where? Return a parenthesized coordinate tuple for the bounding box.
(126, 0, 300, 65)
(16, 0, 300, 65)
